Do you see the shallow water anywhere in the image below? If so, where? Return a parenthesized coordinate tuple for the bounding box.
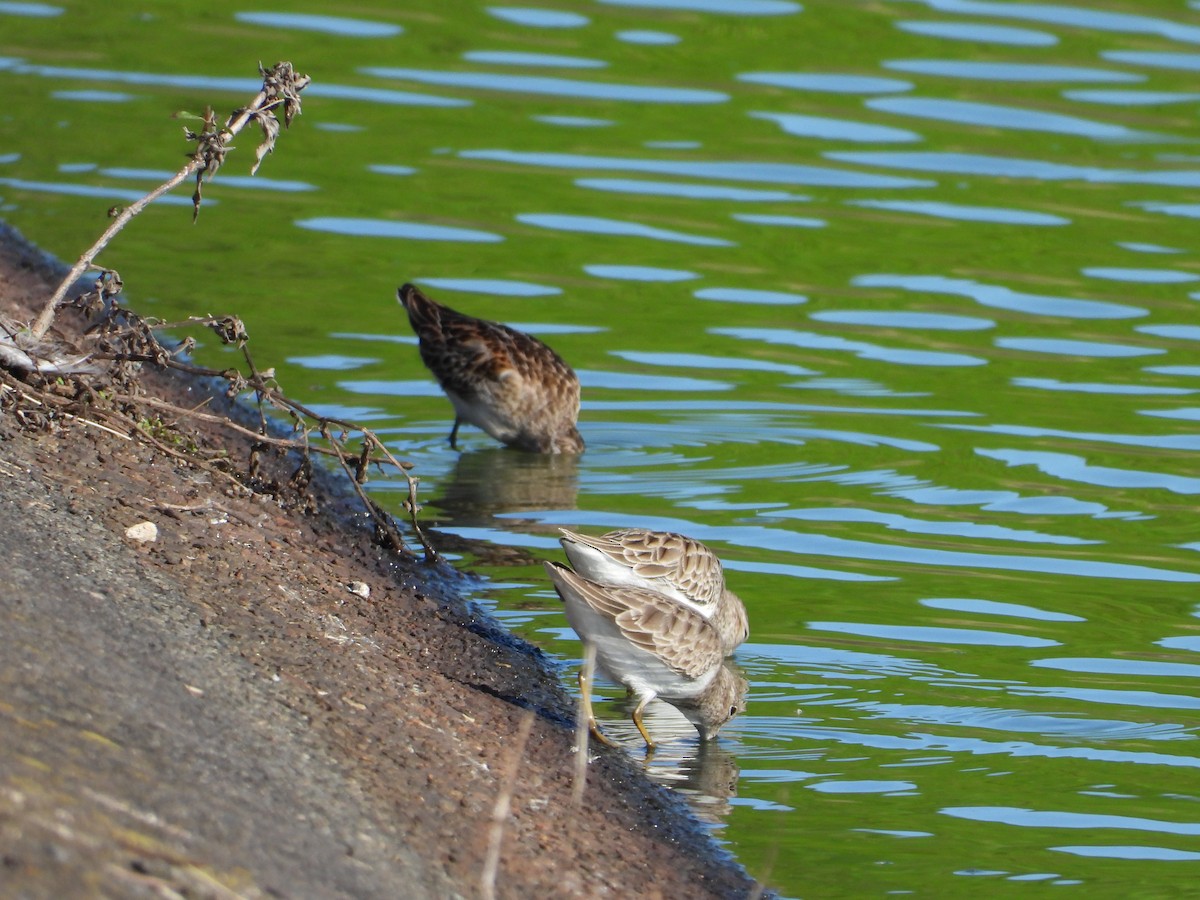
(3, 1, 1200, 894)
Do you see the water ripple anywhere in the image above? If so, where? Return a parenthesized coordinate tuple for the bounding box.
(1013, 377, 1196, 396)
(995, 337, 1162, 357)
(486, 6, 589, 27)
(978, 448, 1200, 495)
(415, 278, 560, 296)
(714, 326, 987, 367)
(848, 199, 1068, 226)
(944, 806, 1200, 835)
(696, 287, 807, 305)
(295, 217, 503, 242)
(584, 264, 698, 281)
(461, 148, 933, 188)
(886, 60, 1138, 82)
(518, 213, 732, 246)
(828, 151, 1200, 187)
(811, 310, 994, 330)
(894, 0, 1200, 44)
(738, 72, 912, 94)
(920, 598, 1085, 622)
(463, 50, 606, 68)
(234, 12, 403, 37)
(943, 422, 1200, 453)
(751, 111, 920, 143)
(361, 67, 728, 104)
(597, 0, 801, 12)
(894, 21, 1056, 46)
(575, 177, 809, 201)
(809, 621, 1059, 648)
(771, 506, 1098, 545)
(854, 273, 1145, 319)
(866, 96, 1138, 139)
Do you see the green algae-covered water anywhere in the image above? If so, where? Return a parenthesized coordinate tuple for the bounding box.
(3, 1, 1200, 894)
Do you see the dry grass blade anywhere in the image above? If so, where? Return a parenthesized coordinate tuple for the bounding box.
(480, 710, 536, 900)
(572, 642, 597, 809)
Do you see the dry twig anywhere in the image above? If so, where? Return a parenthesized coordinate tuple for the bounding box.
(30, 61, 311, 341)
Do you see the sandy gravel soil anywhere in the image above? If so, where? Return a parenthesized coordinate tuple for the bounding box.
(0, 225, 764, 899)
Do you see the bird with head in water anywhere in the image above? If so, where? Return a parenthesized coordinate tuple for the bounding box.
(397, 283, 584, 454)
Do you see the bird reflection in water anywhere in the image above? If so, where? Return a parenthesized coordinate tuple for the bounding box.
(592, 660, 748, 825)
(427, 447, 580, 567)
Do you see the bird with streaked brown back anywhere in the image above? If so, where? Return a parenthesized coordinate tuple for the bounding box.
(396, 283, 584, 454)
(557, 527, 748, 654)
(543, 560, 749, 750)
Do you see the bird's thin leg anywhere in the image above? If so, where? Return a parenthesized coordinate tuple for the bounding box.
(577, 652, 617, 748)
(632, 695, 657, 752)
(448, 416, 461, 449)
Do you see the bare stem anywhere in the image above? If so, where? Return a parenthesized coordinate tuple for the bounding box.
(31, 62, 310, 340)
(481, 710, 536, 900)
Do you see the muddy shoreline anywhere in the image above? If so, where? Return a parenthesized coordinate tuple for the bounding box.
(0, 223, 764, 898)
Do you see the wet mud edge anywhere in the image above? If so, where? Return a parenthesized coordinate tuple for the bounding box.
(0, 223, 764, 899)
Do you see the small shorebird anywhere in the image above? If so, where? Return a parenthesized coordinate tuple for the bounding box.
(557, 528, 748, 654)
(396, 283, 584, 454)
(544, 560, 748, 749)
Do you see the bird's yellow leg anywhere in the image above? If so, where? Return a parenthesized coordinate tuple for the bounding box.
(632, 695, 657, 752)
(577, 649, 617, 748)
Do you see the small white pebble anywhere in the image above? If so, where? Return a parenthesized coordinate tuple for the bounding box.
(347, 581, 370, 599)
(124, 521, 158, 543)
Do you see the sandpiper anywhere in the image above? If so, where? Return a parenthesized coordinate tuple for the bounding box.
(544, 560, 748, 749)
(396, 283, 584, 454)
(557, 528, 748, 654)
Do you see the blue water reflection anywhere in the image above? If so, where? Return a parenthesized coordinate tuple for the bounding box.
(518, 213, 732, 246)
(616, 30, 680, 45)
(584, 264, 699, 281)
(575, 177, 809, 201)
(885, 60, 1139, 82)
(234, 12, 402, 37)
(738, 72, 912, 93)
(0, 1, 61, 15)
(1065, 89, 1200, 105)
(296, 217, 503, 242)
(810, 310, 993, 330)
(847, 199, 1069, 225)
(866, 97, 1139, 138)
(1083, 267, 1198, 283)
(696, 287, 807, 305)
(977, 448, 1200, 495)
(855, 274, 1145, 319)
(462, 149, 933, 188)
(714, 326, 987, 366)
(464, 51, 605, 68)
(995, 337, 1162, 357)
(770, 506, 1096, 545)
(895, 0, 1200, 43)
(895, 20, 1057, 45)
(828, 150, 1200, 187)
(598, 0, 800, 12)
(920, 598, 1085, 622)
(751, 111, 920, 143)
(733, 213, 826, 228)
(0, 176, 197, 206)
(362, 67, 729, 104)
(486, 6, 588, 27)
(416, 278, 561, 296)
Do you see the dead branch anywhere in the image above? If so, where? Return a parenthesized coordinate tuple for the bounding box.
(30, 61, 311, 341)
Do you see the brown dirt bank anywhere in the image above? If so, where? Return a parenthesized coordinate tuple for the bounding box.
(0, 224, 765, 899)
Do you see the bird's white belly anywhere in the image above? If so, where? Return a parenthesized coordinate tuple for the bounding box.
(563, 599, 715, 701)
